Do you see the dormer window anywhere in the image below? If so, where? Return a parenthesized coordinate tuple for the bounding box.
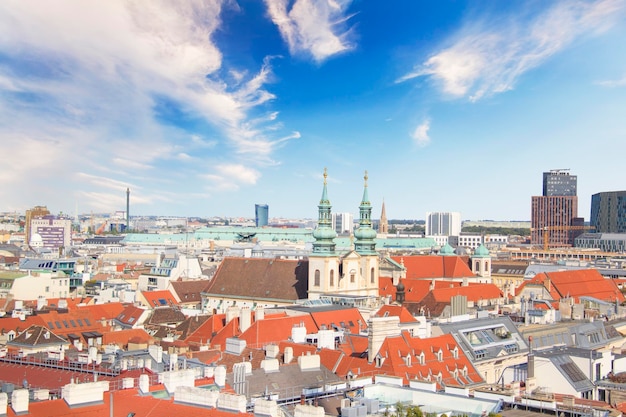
(452, 346, 458, 359)
(418, 352, 425, 365)
(437, 350, 443, 362)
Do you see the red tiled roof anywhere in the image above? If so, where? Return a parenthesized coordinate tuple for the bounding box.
(239, 314, 317, 349)
(310, 308, 365, 333)
(141, 290, 179, 308)
(102, 328, 154, 347)
(37, 309, 105, 335)
(373, 305, 417, 323)
(516, 269, 625, 303)
(429, 283, 503, 303)
(392, 255, 474, 279)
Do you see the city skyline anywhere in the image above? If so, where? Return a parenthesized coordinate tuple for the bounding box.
(1, 1, 625, 220)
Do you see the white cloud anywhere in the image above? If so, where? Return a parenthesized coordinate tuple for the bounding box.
(0, 0, 294, 213)
(400, 0, 626, 101)
(264, 0, 355, 62)
(411, 119, 431, 147)
(595, 74, 626, 87)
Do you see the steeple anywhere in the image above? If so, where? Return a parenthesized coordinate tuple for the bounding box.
(379, 199, 388, 234)
(312, 168, 337, 255)
(354, 171, 377, 255)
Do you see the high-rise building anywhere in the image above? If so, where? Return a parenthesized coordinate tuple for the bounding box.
(332, 212, 354, 234)
(255, 204, 269, 227)
(25, 205, 50, 244)
(425, 212, 461, 236)
(531, 170, 578, 247)
(543, 169, 577, 196)
(590, 191, 626, 233)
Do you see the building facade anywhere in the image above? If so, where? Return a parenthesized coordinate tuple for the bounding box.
(332, 212, 354, 234)
(543, 169, 577, 196)
(255, 204, 269, 227)
(425, 212, 461, 236)
(531, 170, 579, 248)
(25, 205, 50, 244)
(30, 215, 72, 250)
(590, 191, 626, 233)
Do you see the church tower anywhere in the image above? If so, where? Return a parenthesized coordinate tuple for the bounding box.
(308, 168, 340, 300)
(379, 200, 388, 234)
(353, 171, 379, 296)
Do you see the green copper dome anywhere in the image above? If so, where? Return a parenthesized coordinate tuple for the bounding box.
(473, 244, 490, 258)
(440, 243, 455, 255)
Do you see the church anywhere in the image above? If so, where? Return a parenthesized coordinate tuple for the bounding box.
(307, 169, 381, 304)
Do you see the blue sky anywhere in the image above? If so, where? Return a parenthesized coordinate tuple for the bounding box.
(1, 0, 625, 221)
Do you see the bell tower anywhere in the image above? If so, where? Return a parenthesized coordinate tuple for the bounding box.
(308, 168, 340, 300)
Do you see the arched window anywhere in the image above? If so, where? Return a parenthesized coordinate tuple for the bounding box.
(475, 261, 480, 271)
(330, 270, 334, 287)
(314, 270, 320, 287)
(370, 267, 375, 284)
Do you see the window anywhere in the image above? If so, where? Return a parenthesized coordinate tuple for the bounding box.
(350, 273, 355, 283)
(330, 270, 334, 287)
(370, 268, 375, 284)
(314, 270, 320, 287)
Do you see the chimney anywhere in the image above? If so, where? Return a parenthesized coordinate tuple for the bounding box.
(367, 316, 401, 363)
(545, 276, 551, 293)
(11, 389, 29, 415)
(239, 307, 251, 333)
(0, 393, 7, 416)
(255, 306, 265, 321)
(284, 346, 294, 364)
(226, 306, 240, 323)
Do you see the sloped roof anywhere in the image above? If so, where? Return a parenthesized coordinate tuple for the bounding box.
(169, 279, 211, 304)
(102, 328, 154, 347)
(373, 305, 417, 323)
(391, 255, 474, 279)
(115, 305, 148, 327)
(8, 325, 68, 348)
(310, 308, 365, 333)
(38, 309, 104, 335)
(147, 307, 186, 325)
(184, 314, 227, 345)
(204, 257, 308, 301)
(239, 314, 317, 349)
(517, 269, 625, 303)
(141, 289, 179, 308)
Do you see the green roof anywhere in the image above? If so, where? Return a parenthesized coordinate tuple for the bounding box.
(0, 271, 28, 279)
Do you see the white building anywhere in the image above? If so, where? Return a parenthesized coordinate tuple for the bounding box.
(6, 271, 71, 300)
(426, 212, 461, 236)
(332, 212, 354, 234)
(30, 216, 72, 250)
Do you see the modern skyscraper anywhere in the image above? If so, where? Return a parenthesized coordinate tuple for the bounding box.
(425, 212, 461, 236)
(531, 170, 579, 247)
(590, 191, 626, 233)
(543, 169, 577, 196)
(255, 204, 269, 227)
(332, 212, 354, 234)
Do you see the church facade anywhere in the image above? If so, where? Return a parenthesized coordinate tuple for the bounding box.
(307, 170, 380, 301)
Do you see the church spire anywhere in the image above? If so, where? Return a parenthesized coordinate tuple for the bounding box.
(312, 168, 337, 255)
(354, 170, 377, 255)
(379, 199, 388, 234)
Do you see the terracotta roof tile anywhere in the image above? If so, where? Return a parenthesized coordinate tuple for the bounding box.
(204, 257, 308, 302)
(391, 255, 474, 279)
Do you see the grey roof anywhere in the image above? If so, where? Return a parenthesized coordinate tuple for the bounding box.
(438, 316, 529, 363)
(521, 320, 622, 351)
(226, 363, 342, 400)
(533, 347, 597, 392)
(8, 325, 69, 348)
